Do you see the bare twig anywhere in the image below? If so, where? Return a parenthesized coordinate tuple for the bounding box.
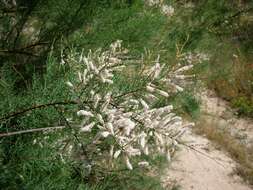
(209, 7, 253, 28)
(54, 106, 92, 164)
(113, 88, 144, 99)
(0, 42, 49, 56)
(0, 126, 66, 137)
(0, 49, 40, 57)
(18, 42, 49, 50)
(0, 101, 77, 122)
(179, 141, 226, 168)
(0, 86, 149, 123)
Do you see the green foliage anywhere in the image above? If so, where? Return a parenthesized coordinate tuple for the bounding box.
(171, 91, 200, 119)
(232, 97, 253, 117)
(0, 53, 78, 189)
(169, 0, 253, 117)
(0, 0, 132, 89)
(112, 69, 146, 94)
(69, 1, 168, 57)
(0, 41, 170, 189)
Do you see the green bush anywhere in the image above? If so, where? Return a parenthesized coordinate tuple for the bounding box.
(232, 97, 253, 117)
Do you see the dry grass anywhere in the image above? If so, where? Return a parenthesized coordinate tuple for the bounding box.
(194, 117, 253, 185)
(207, 55, 253, 117)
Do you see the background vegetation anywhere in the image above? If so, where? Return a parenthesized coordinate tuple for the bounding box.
(0, 0, 252, 189)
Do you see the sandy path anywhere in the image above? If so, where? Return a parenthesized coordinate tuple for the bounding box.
(163, 130, 251, 190)
(200, 89, 253, 145)
(162, 89, 253, 190)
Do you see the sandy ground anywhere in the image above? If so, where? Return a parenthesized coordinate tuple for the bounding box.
(200, 89, 253, 145)
(163, 89, 253, 190)
(163, 130, 252, 190)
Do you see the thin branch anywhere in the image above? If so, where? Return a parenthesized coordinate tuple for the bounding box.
(0, 42, 49, 58)
(11, 64, 29, 89)
(0, 49, 39, 57)
(230, 7, 253, 19)
(0, 86, 147, 123)
(0, 126, 66, 137)
(210, 7, 253, 28)
(113, 88, 144, 99)
(0, 6, 27, 14)
(17, 42, 50, 50)
(54, 106, 91, 163)
(179, 141, 226, 168)
(0, 101, 77, 122)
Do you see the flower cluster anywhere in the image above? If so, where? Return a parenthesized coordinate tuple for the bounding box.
(64, 40, 195, 171)
(145, 0, 174, 17)
(161, 5, 174, 17)
(146, 0, 160, 6)
(145, 55, 196, 94)
(179, 52, 210, 65)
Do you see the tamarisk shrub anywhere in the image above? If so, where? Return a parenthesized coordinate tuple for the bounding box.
(64, 40, 195, 174)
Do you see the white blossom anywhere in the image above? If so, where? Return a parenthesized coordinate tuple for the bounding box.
(104, 79, 113, 84)
(171, 84, 184, 92)
(77, 110, 94, 117)
(106, 122, 114, 135)
(139, 132, 147, 149)
(114, 150, 121, 159)
(166, 150, 171, 162)
(140, 99, 149, 110)
(125, 156, 133, 170)
(143, 146, 149, 155)
(116, 118, 135, 136)
(80, 122, 95, 132)
(175, 65, 194, 73)
(126, 146, 141, 156)
(145, 93, 158, 102)
(109, 145, 114, 157)
(66, 81, 74, 88)
(138, 161, 149, 167)
(96, 114, 104, 124)
(109, 57, 121, 65)
(93, 94, 101, 108)
(156, 89, 169, 97)
(146, 86, 154, 93)
(154, 132, 164, 146)
(146, 0, 160, 6)
(78, 71, 82, 82)
(129, 99, 139, 104)
(148, 61, 162, 79)
(60, 59, 65, 65)
(161, 5, 174, 17)
(100, 131, 110, 138)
